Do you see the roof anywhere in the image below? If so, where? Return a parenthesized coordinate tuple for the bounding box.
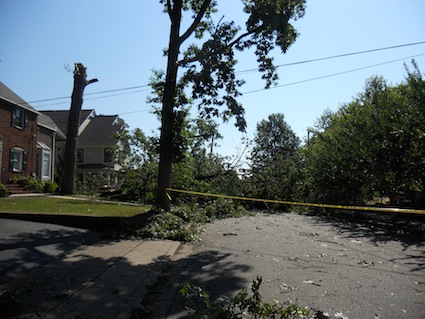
(78, 115, 122, 146)
(37, 113, 67, 140)
(40, 109, 95, 136)
(0, 81, 40, 115)
(37, 141, 51, 150)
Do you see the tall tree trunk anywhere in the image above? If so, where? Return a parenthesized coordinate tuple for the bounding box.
(61, 63, 97, 194)
(156, 1, 183, 210)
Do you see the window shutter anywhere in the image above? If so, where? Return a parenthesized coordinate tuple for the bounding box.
(23, 152, 28, 171)
(24, 112, 29, 129)
(11, 109, 16, 127)
(9, 149, 15, 171)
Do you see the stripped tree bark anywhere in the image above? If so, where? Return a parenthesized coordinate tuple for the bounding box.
(60, 63, 98, 194)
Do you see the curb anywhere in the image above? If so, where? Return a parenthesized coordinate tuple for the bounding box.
(116, 241, 184, 319)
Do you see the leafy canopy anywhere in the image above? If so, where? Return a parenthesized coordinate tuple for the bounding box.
(156, 0, 306, 132)
(248, 113, 301, 203)
(305, 62, 425, 206)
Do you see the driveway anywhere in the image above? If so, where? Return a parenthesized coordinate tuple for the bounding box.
(149, 211, 425, 319)
(0, 218, 99, 281)
(0, 218, 180, 319)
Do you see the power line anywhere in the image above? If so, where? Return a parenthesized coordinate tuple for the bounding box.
(30, 52, 424, 124)
(27, 84, 150, 104)
(34, 88, 152, 109)
(118, 109, 152, 116)
(237, 40, 425, 74)
(26, 41, 425, 105)
(85, 85, 150, 96)
(32, 52, 424, 110)
(242, 52, 425, 95)
(32, 51, 424, 110)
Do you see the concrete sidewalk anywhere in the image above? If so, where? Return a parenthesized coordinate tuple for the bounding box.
(1, 238, 185, 319)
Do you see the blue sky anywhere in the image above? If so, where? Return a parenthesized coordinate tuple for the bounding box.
(1, 1, 425, 161)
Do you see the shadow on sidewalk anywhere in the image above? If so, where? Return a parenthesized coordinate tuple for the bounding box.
(140, 247, 253, 318)
(0, 227, 99, 281)
(0, 226, 153, 318)
(0, 224, 251, 319)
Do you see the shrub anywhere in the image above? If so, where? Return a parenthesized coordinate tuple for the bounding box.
(77, 172, 109, 195)
(11, 176, 43, 193)
(115, 200, 246, 242)
(114, 200, 247, 242)
(43, 180, 59, 193)
(136, 210, 200, 242)
(203, 198, 246, 219)
(181, 277, 328, 319)
(114, 179, 155, 203)
(0, 183, 10, 197)
(139, 200, 246, 241)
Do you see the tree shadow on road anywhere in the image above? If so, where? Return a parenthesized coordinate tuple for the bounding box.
(0, 225, 251, 318)
(307, 209, 425, 246)
(0, 227, 99, 282)
(306, 209, 425, 271)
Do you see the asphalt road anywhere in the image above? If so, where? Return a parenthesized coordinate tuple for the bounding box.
(0, 218, 99, 282)
(151, 211, 425, 319)
(1, 212, 424, 319)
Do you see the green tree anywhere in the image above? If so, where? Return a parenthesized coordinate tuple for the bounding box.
(115, 127, 159, 203)
(249, 113, 301, 203)
(306, 66, 425, 207)
(154, 0, 306, 210)
(116, 115, 243, 203)
(170, 116, 245, 203)
(251, 113, 300, 165)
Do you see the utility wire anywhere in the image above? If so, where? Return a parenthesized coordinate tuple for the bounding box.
(30, 52, 425, 120)
(237, 40, 425, 74)
(27, 41, 425, 105)
(85, 85, 150, 96)
(32, 88, 151, 109)
(242, 52, 425, 95)
(27, 84, 150, 104)
(33, 51, 424, 110)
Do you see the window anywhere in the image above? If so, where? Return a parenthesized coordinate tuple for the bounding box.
(0, 137, 3, 178)
(118, 150, 124, 164)
(42, 150, 51, 178)
(12, 107, 28, 129)
(104, 148, 113, 163)
(10, 148, 27, 172)
(36, 142, 51, 179)
(77, 148, 84, 163)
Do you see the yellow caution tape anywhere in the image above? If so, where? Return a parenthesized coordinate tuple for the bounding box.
(165, 188, 425, 215)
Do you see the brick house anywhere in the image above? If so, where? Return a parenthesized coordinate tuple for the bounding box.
(0, 81, 126, 190)
(0, 81, 40, 185)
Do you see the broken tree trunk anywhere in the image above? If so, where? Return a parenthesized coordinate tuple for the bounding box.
(60, 63, 98, 195)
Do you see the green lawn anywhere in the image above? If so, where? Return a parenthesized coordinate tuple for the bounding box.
(0, 196, 150, 217)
